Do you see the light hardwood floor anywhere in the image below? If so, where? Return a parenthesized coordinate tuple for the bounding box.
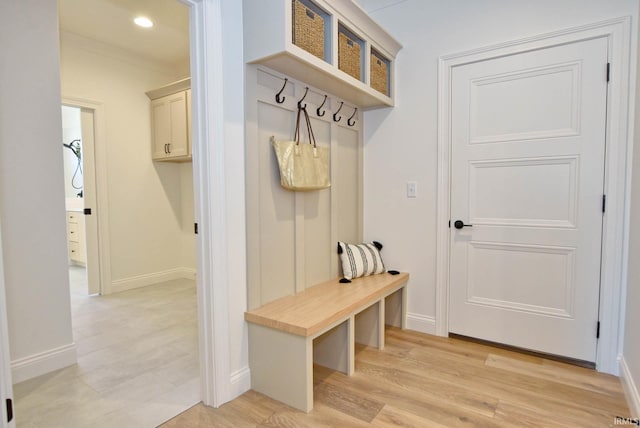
(13, 266, 200, 427)
(162, 327, 629, 428)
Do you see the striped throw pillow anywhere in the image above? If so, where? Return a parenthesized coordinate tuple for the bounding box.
(338, 241, 386, 280)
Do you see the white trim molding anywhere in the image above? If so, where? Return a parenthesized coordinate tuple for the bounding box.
(110, 268, 195, 293)
(229, 366, 251, 398)
(620, 357, 640, 417)
(406, 313, 436, 335)
(10, 344, 77, 384)
(436, 17, 634, 374)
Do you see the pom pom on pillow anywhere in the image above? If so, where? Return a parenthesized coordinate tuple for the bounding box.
(338, 241, 386, 280)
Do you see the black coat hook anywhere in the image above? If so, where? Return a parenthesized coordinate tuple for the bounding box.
(333, 101, 344, 122)
(317, 95, 327, 117)
(297, 87, 309, 108)
(347, 107, 358, 126)
(275, 78, 288, 104)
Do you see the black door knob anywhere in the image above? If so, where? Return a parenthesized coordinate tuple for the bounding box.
(454, 220, 472, 229)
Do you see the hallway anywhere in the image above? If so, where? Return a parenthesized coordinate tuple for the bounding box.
(13, 267, 199, 427)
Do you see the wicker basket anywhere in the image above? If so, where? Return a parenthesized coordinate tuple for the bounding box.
(370, 50, 389, 95)
(338, 31, 361, 80)
(292, 0, 324, 60)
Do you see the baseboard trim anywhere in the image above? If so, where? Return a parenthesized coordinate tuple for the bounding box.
(406, 313, 436, 335)
(111, 267, 196, 293)
(620, 356, 640, 417)
(229, 366, 251, 399)
(11, 343, 77, 384)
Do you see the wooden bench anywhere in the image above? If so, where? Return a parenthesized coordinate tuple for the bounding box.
(244, 272, 409, 412)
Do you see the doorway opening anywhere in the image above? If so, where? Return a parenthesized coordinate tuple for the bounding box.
(61, 104, 101, 297)
(12, 0, 202, 426)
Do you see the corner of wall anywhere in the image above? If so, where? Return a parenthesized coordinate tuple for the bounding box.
(620, 356, 640, 417)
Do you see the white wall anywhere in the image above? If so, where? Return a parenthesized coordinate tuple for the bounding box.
(180, 163, 196, 271)
(621, 15, 640, 416)
(221, 0, 250, 392)
(360, 0, 639, 334)
(60, 32, 196, 286)
(0, 0, 76, 379)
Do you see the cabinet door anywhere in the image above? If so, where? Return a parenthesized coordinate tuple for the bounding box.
(151, 97, 171, 159)
(167, 91, 189, 158)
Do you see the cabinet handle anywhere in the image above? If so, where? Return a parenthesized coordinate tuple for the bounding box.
(167, 143, 171, 154)
(164, 144, 168, 154)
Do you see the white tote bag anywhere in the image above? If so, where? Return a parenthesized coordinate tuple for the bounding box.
(271, 105, 330, 191)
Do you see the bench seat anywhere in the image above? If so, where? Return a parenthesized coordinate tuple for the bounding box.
(244, 272, 409, 412)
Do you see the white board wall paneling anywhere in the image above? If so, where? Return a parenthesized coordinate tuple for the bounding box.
(246, 66, 363, 309)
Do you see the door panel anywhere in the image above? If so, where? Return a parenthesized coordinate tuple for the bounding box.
(80, 109, 100, 295)
(470, 157, 578, 227)
(449, 37, 608, 362)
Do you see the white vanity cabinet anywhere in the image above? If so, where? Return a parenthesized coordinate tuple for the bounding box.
(67, 211, 86, 265)
(146, 78, 191, 162)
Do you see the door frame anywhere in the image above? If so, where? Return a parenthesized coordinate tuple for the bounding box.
(0, 223, 15, 427)
(61, 97, 111, 296)
(436, 17, 635, 375)
(182, 0, 237, 406)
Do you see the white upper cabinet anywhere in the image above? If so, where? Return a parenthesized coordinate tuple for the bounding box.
(243, 0, 402, 109)
(146, 78, 191, 162)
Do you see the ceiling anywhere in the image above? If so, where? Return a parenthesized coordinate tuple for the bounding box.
(58, 0, 190, 68)
(355, 0, 408, 13)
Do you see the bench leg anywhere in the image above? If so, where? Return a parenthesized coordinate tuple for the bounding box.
(385, 287, 407, 329)
(378, 299, 386, 350)
(355, 301, 384, 350)
(313, 319, 353, 375)
(248, 323, 313, 412)
(401, 285, 407, 329)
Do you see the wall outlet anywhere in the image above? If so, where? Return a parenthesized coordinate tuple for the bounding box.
(407, 181, 417, 198)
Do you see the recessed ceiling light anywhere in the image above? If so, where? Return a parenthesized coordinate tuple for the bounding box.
(134, 16, 153, 28)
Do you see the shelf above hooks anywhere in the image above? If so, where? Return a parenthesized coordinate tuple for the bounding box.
(244, 0, 402, 109)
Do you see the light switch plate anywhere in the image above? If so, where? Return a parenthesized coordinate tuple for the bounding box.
(407, 181, 417, 198)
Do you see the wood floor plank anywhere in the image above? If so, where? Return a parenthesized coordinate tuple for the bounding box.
(494, 399, 606, 428)
(159, 328, 629, 427)
(313, 380, 385, 422)
(485, 353, 624, 396)
(372, 404, 450, 428)
(402, 344, 628, 415)
(314, 366, 513, 428)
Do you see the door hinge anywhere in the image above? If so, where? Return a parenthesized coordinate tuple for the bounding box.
(6, 398, 13, 423)
(602, 194, 606, 213)
(606, 62, 610, 82)
(84, 208, 92, 215)
(448, 220, 451, 228)
(194, 222, 198, 235)
(596, 321, 601, 339)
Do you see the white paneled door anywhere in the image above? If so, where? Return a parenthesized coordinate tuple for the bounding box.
(449, 37, 608, 362)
